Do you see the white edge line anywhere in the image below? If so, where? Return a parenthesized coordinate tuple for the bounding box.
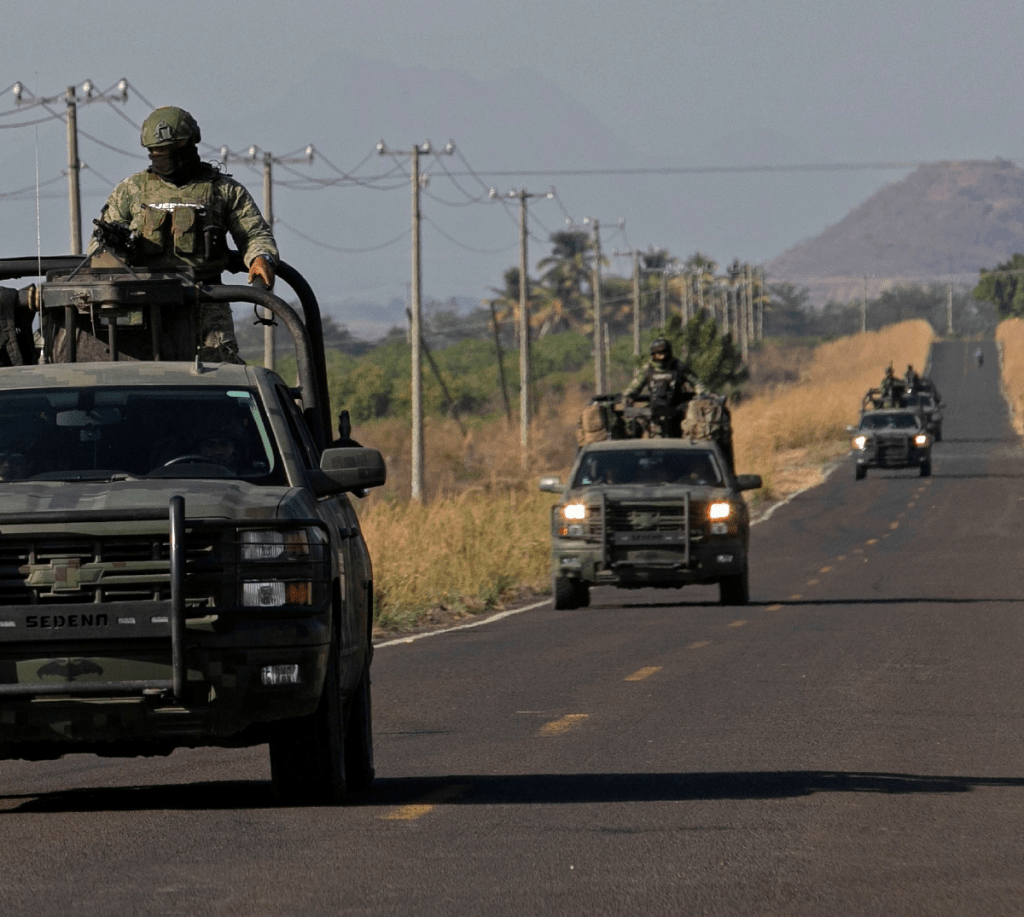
(375, 599, 551, 648)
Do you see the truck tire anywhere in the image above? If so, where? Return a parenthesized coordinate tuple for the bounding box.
(855, 464, 866, 481)
(920, 460, 932, 477)
(719, 562, 749, 606)
(553, 574, 580, 610)
(577, 581, 591, 607)
(269, 617, 347, 805)
(344, 658, 375, 792)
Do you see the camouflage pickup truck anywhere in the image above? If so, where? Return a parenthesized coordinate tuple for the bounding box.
(0, 253, 385, 805)
(540, 438, 762, 608)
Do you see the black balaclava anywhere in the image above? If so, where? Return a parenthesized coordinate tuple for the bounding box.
(148, 142, 202, 185)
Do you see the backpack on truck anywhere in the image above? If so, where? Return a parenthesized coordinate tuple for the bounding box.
(576, 397, 628, 446)
(681, 393, 735, 469)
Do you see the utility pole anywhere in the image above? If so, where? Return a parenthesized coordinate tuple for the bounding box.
(633, 252, 642, 356)
(587, 219, 606, 394)
(947, 283, 954, 336)
(378, 140, 455, 501)
(65, 87, 82, 254)
(862, 276, 868, 334)
(14, 79, 128, 255)
(489, 186, 554, 464)
(221, 144, 314, 370)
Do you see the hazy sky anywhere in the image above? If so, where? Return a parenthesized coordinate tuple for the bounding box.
(4, 0, 1024, 321)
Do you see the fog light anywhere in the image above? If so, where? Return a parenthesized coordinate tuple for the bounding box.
(710, 522, 728, 535)
(261, 664, 301, 686)
(560, 556, 582, 568)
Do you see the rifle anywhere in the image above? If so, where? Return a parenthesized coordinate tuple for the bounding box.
(91, 219, 138, 259)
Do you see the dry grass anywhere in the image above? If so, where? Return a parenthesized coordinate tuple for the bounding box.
(359, 320, 936, 632)
(997, 319, 1024, 436)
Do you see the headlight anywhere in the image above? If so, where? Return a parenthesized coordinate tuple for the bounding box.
(562, 503, 587, 521)
(914, 433, 929, 446)
(853, 435, 867, 449)
(709, 502, 731, 521)
(241, 528, 311, 561)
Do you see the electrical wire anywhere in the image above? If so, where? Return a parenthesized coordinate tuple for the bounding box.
(422, 215, 518, 255)
(275, 217, 410, 254)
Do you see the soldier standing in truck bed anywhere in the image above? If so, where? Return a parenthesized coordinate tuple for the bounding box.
(88, 106, 278, 363)
(624, 338, 698, 437)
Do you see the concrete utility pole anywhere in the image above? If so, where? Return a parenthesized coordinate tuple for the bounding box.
(862, 276, 868, 334)
(65, 87, 82, 255)
(221, 144, 314, 370)
(947, 283, 954, 336)
(14, 79, 128, 255)
(660, 269, 668, 329)
(378, 140, 455, 501)
(633, 252, 641, 356)
(587, 219, 605, 394)
(490, 186, 554, 464)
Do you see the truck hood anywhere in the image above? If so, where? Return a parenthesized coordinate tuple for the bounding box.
(0, 479, 316, 524)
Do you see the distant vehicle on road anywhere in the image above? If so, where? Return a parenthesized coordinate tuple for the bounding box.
(850, 407, 933, 480)
(540, 439, 761, 608)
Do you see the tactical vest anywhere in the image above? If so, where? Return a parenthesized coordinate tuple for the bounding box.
(132, 169, 229, 277)
(648, 366, 680, 415)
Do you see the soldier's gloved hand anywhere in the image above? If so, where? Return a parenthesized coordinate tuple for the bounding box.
(248, 255, 275, 290)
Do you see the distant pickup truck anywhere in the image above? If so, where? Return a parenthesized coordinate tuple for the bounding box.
(541, 438, 761, 608)
(850, 406, 933, 480)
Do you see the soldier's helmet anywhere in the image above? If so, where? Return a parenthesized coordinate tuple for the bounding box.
(140, 106, 201, 148)
(650, 338, 672, 361)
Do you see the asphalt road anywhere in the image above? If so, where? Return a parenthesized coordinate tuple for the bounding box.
(3, 339, 1024, 916)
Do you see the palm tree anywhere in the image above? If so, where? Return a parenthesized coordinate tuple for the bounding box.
(536, 230, 595, 330)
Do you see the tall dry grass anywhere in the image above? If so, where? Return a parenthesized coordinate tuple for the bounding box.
(997, 319, 1024, 435)
(358, 320, 936, 631)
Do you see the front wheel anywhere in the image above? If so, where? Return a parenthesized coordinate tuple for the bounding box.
(553, 574, 580, 610)
(719, 562, 750, 606)
(269, 622, 347, 805)
(855, 464, 867, 481)
(920, 460, 932, 477)
(344, 659, 375, 792)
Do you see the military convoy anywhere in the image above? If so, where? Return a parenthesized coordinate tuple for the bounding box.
(542, 391, 761, 608)
(851, 368, 942, 480)
(0, 250, 385, 805)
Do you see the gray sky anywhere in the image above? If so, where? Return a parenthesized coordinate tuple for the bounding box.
(4, 0, 1024, 324)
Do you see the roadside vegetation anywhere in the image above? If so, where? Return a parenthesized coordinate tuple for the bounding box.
(996, 318, 1024, 435)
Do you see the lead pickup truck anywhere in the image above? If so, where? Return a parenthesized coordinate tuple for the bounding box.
(0, 252, 385, 805)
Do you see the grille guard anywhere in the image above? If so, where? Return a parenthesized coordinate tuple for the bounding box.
(0, 495, 187, 701)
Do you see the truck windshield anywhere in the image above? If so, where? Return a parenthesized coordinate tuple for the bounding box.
(860, 413, 918, 431)
(573, 449, 723, 487)
(0, 386, 281, 482)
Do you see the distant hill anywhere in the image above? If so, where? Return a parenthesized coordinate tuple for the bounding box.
(766, 159, 1024, 304)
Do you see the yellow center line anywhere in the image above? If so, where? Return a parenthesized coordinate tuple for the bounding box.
(806, 578, 819, 586)
(728, 620, 747, 628)
(625, 666, 662, 682)
(766, 603, 783, 611)
(381, 784, 469, 821)
(688, 640, 710, 649)
(539, 714, 590, 736)
(889, 521, 899, 530)
(866, 539, 878, 545)
(819, 565, 833, 573)
(790, 593, 803, 600)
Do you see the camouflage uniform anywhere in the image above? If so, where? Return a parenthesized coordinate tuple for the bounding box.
(90, 164, 278, 363)
(624, 355, 696, 437)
